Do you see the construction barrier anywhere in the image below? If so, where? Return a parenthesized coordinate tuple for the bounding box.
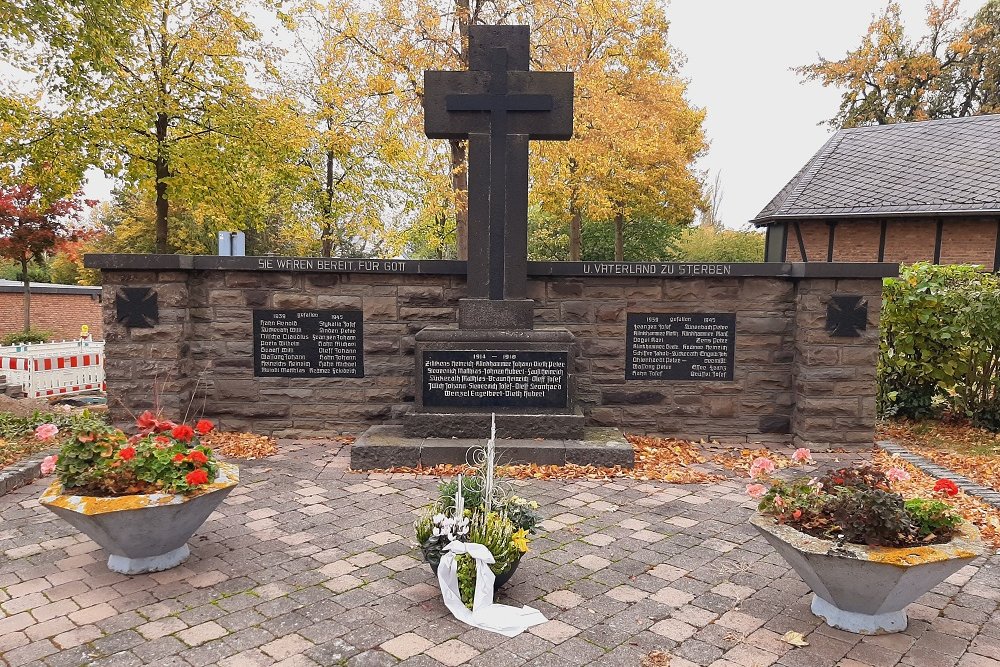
(0, 339, 105, 398)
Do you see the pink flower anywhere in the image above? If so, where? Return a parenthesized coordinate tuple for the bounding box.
(773, 494, 784, 507)
(34, 423, 59, 441)
(792, 448, 813, 464)
(886, 467, 911, 483)
(745, 483, 767, 499)
(40, 455, 58, 475)
(749, 457, 776, 479)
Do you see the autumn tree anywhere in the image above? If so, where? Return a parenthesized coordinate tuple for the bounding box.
(529, 0, 706, 260)
(0, 185, 84, 331)
(347, 0, 531, 260)
(11, 0, 279, 252)
(275, 0, 418, 258)
(799, 0, 1000, 128)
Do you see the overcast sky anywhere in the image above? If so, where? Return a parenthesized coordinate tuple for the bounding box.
(79, 0, 948, 229)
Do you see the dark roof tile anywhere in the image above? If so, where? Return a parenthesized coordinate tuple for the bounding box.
(752, 115, 1000, 223)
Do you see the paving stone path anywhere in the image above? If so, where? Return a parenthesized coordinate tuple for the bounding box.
(1, 441, 999, 667)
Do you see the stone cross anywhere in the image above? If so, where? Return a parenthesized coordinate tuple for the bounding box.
(424, 25, 573, 323)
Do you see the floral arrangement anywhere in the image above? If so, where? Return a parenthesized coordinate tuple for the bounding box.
(36, 410, 220, 496)
(414, 426, 542, 609)
(748, 448, 963, 548)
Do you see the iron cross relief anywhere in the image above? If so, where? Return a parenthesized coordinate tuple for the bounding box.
(424, 25, 573, 303)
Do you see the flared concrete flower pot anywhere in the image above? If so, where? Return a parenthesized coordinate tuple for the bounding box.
(751, 513, 984, 634)
(40, 462, 239, 575)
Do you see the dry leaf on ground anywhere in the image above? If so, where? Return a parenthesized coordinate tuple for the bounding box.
(879, 421, 1000, 492)
(202, 432, 278, 460)
(782, 631, 809, 647)
(874, 449, 1000, 548)
(641, 651, 671, 667)
(360, 435, 723, 483)
(712, 447, 795, 477)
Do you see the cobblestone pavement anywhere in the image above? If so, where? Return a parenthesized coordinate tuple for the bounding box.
(2, 441, 999, 667)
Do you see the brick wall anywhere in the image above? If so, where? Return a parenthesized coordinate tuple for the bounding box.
(0, 291, 103, 340)
(939, 219, 999, 265)
(781, 218, 999, 268)
(99, 267, 883, 448)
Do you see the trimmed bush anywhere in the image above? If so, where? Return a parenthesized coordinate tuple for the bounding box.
(1, 329, 51, 346)
(879, 263, 1000, 428)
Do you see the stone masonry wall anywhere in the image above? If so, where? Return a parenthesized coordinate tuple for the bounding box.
(99, 267, 883, 448)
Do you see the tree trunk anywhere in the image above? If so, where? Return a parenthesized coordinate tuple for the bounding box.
(568, 160, 581, 260)
(322, 149, 335, 258)
(21, 257, 30, 333)
(614, 212, 624, 261)
(569, 199, 582, 261)
(450, 139, 469, 260)
(154, 112, 170, 253)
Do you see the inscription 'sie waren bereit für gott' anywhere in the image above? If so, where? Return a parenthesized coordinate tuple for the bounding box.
(626, 313, 736, 381)
(253, 309, 363, 378)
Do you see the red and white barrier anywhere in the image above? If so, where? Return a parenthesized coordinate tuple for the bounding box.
(0, 339, 105, 398)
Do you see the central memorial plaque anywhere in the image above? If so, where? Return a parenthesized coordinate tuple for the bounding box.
(626, 313, 736, 381)
(421, 350, 568, 409)
(253, 309, 363, 378)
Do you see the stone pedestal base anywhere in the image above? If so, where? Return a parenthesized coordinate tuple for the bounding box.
(108, 545, 191, 575)
(403, 409, 585, 439)
(352, 425, 634, 469)
(810, 594, 907, 635)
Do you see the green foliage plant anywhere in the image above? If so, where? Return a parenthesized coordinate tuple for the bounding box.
(904, 498, 963, 541)
(0, 410, 85, 439)
(673, 224, 765, 262)
(1, 329, 52, 346)
(48, 410, 220, 495)
(879, 263, 1000, 426)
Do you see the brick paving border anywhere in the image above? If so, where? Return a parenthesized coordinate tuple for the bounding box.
(0, 449, 56, 498)
(878, 439, 1000, 507)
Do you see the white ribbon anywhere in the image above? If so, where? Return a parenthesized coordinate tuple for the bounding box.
(437, 541, 547, 637)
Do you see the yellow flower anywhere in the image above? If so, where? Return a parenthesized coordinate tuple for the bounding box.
(512, 529, 529, 553)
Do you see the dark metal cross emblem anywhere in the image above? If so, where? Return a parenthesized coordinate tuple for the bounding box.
(424, 25, 573, 304)
(826, 295, 869, 337)
(115, 287, 159, 328)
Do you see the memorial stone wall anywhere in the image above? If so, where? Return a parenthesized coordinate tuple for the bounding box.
(87, 255, 892, 448)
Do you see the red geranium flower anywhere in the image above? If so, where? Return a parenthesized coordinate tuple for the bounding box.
(118, 447, 136, 461)
(155, 435, 171, 445)
(195, 419, 214, 435)
(156, 420, 177, 433)
(172, 453, 186, 463)
(171, 424, 195, 443)
(186, 469, 209, 486)
(136, 411, 157, 430)
(188, 450, 208, 464)
(934, 479, 959, 497)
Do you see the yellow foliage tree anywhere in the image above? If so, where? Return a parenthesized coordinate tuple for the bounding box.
(529, 0, 706, 260)
(798, 0, 1000, 128)
(349, 0, 705, 260)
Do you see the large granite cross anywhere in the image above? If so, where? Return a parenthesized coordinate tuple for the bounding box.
(424, 25, 573, 326)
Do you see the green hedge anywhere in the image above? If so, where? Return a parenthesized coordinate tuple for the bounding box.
(879, 263, 1000, 430)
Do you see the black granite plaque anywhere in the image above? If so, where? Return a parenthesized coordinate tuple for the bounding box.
(422, 350, 568, 408)
(626, 313, 736, 381)
(253, 309, 363, 378)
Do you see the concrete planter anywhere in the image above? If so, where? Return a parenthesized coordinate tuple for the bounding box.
(40, 462, 239, 574)
(751, 513, 984, 634)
